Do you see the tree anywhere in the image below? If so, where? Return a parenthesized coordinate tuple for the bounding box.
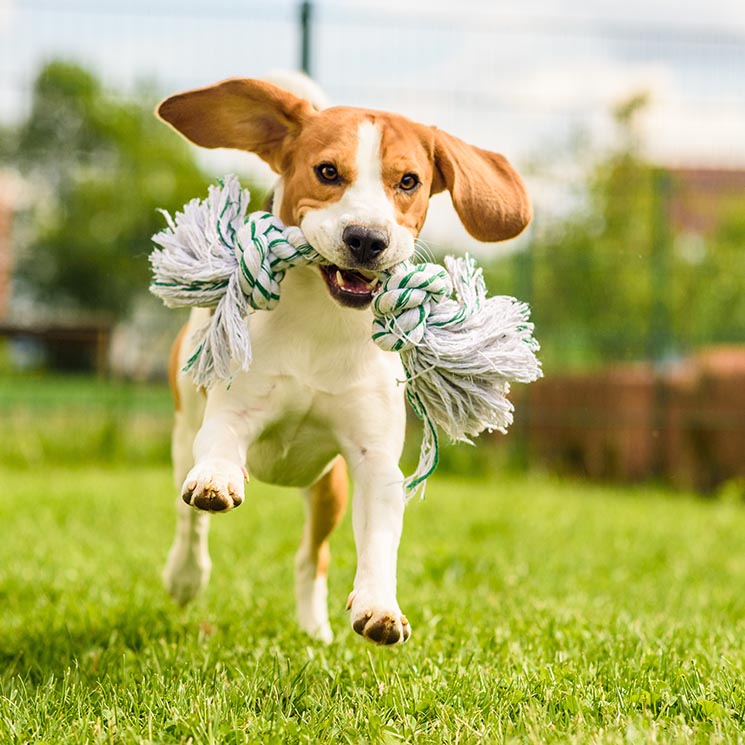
(482, 94, 677, 371)
(671, 200, 745, 348)
(483, 92, 745, 373)
(5, 61, 213, 319)
(531, 94, 660, 369)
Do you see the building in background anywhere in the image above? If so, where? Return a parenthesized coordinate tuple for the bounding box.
(670, 167, 745, 244)
(0, 170, 18, 321)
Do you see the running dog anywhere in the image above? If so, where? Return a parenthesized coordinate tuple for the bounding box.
(157, 76, 531, 644)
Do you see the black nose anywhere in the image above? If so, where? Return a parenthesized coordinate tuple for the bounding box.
(342, 225, 389, 263)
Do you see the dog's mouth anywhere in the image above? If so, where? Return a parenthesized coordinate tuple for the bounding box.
(319, 264, 381, 309)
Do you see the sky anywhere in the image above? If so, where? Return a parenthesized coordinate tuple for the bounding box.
(1, 0, 744, 250)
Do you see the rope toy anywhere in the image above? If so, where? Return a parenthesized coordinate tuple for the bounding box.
(150, 175, 542, 498)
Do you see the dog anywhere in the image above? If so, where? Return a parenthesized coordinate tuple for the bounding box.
(156, 76, 531, 645)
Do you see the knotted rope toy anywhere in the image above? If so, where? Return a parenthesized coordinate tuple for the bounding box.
(150, 175, 542, 498)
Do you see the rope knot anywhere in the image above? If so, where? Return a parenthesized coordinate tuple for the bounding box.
(371, 263, 452, 352)
(236, 213, 322, 311)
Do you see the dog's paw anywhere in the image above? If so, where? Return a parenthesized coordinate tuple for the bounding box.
(162, 550, 211, 606)
(181, 460, 246, 512)
(347, 590, 411, 646)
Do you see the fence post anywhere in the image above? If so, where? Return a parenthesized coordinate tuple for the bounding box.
(300, 1, 313, 75)
(648, 168, 674, 364)
(649, 167, 674, 477)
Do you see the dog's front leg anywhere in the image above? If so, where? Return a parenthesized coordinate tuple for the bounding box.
(182, 406, 254, 513)
(345, 456, 410, 645)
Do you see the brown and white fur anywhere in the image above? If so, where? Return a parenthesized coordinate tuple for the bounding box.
(157, 77, 531, 645)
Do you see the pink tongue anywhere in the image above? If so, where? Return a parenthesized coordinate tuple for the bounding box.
(339, 270, 371, 293)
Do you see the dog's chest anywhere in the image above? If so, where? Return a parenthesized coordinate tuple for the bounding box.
(247, 267, 378, 387)
(234, 266, 399, 485)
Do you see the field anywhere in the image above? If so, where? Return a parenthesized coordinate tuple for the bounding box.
(1, 375, 745, 743)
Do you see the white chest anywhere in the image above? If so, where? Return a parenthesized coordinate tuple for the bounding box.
(198, 266, 405, 486)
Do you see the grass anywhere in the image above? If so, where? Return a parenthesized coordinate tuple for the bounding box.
(0, 373, 173, 466)
(2, 374, 745, 742)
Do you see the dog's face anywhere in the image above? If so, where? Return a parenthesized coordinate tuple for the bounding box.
(158, 79, 531, 309)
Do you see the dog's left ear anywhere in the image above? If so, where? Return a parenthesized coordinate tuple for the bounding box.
(157, 78, 314, 173)
(431, 129, 532, 242)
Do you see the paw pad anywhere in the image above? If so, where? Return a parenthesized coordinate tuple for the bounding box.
(350, 605, 411, 645)
(181, 464, 245, 513)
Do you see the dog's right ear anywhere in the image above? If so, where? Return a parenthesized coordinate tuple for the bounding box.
(431, 129, 532, 242)
(157, 78, 315, 173)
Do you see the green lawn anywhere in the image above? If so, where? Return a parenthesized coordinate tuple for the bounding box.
(1, 374, 744, 742)
(0, 374, 173, 467)
(2, 458, 745, 743)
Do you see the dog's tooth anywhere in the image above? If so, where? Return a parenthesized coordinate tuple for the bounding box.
(336, 270, 345, 287)
(368, 277, 379, 288)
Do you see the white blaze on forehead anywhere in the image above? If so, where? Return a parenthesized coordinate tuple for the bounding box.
(345, 121, 395, 222)
(355, 121, 383, 186)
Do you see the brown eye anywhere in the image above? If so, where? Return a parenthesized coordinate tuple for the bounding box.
(399, 173, 419, 192)
(315, 162, 340, 184)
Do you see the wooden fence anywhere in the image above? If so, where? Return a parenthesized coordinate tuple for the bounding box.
(523, 346, 745, 491)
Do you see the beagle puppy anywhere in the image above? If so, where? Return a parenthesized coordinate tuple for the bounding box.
(158, 78, 531, 645)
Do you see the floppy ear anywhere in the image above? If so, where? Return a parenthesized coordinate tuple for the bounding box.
(157, 78, 315, 173)
(431, 129, 532, 242)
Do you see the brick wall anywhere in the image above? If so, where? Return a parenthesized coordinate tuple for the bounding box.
(0, 200, 12, 321)
(0, 173, 20, 322)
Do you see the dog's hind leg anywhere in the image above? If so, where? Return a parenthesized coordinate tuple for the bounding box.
(162, 321, 212, 605)
(295, 456, 348, 643)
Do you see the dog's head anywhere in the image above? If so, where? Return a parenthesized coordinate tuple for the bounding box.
(158, 78, 531, 309)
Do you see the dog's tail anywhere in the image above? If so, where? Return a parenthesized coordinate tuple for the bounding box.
(262, 70, 329, 111)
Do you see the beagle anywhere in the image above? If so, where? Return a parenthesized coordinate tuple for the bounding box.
(157, 78, 531, 645)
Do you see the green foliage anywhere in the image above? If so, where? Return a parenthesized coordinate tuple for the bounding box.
(6, 61, 212, 318)
(483, 93, 745, 373)
(526, 99, 659, 370)
(671, 200, 745, 348)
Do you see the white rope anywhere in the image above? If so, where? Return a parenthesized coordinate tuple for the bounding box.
(150, 175, 542, 499)
(150, 177, 321, 385)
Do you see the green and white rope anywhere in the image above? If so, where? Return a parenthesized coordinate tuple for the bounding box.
(151, 178, 321, 385)
(150, 175, 542, 498)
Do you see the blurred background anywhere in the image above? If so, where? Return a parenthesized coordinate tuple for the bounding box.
(0, 0, 743, 492)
